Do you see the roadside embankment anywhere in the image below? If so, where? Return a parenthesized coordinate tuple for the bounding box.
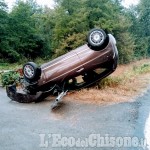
(66, 59, 150, 105)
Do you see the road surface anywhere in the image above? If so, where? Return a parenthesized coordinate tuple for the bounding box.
(0, 87, 150, 150)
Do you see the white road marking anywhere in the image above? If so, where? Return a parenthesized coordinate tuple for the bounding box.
(144, 113, 150, 149)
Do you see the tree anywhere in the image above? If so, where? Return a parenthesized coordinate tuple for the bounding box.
(48, 0, 88, 57)
(137, 0, 150, 55)
(0, 0, 10, 62)
(127, 0, 150, 59)
(9, 1, 44, 59)
(49, 0, 135, 63)
(0, 0, 140, 64)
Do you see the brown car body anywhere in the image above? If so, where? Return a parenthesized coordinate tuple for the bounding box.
(41, 36, 116, 83)
(36, 34, 118, 91)
(6, 29, 118, 105)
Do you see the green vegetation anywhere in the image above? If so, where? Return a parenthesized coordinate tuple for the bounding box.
(0, 63, 22, 70)
(0, 0, 149, 65)
(98, 62, 150, 89)
(98, 77, 122, 89)
(133, 64, 150, 74)
(0, 0, 149, 87)
(0, 71, 21, 86)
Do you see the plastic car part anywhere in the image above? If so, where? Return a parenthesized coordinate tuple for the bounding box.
(6, 85, 42, 103)
(6, 84, 55, 103)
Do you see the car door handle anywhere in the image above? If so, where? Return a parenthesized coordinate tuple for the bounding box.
(76, 68, 84, 73)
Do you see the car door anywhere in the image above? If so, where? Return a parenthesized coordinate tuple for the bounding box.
(41, 50, 85, 84)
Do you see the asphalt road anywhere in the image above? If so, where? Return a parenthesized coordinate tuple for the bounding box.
(0, 87, 150, 150)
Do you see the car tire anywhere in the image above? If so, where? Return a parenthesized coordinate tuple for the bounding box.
(23, 62, 41, 83)
(87, 28, 109, 50)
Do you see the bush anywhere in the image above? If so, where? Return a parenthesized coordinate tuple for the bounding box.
(1, 71, 21, 87)
(97, 77, 122, 89)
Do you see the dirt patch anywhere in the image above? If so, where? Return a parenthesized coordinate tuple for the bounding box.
(65, 59, 150, 105)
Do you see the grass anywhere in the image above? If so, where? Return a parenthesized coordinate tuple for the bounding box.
(0, 58, 49, 71)
(97, 62, 150, 89)
(66, 59, 150, 105)
(133, 63, 150, 74)
(97, 77, 122, 89)
(0, 63, 22, 71)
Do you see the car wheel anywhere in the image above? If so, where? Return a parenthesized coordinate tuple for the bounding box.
(23, 62, 41, 83)
(87, 28, 109, 50)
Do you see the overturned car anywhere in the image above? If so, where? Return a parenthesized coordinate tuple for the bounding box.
(6, 28, 118, 108)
